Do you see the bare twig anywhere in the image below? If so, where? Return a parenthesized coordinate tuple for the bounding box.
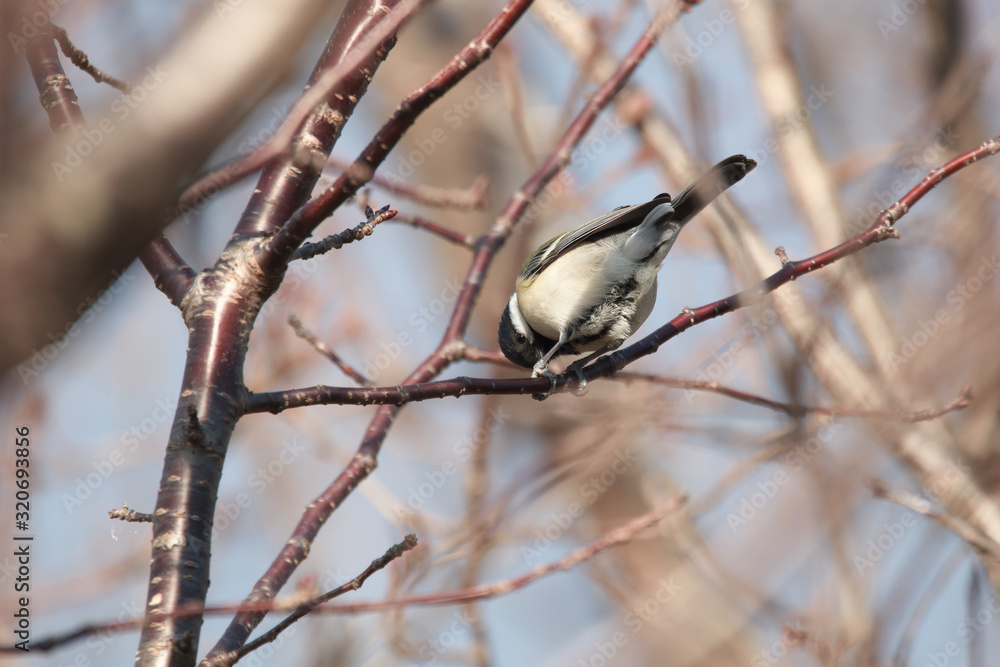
(213, 1, 539, 655)
(357, 193, 476, 248)
(243, 128, 999, 410)
(865, 477, 1000, 559)
(616, 374, 973, 423)
(9, 492, 683, 655)
(309, 494, 688, 613)
(108, 504, 154, 523)
(288, 315, 372, 386)
(389, 213, 477, 249)
(24, 27, 85, 136)
(139, 237, 196, 309)
(7, 535, 418, 657)
(175, 0, 429, 225)
(329, 155, 490, 209)
(217, 536, 418, 666)
(51, 24, 131, 92)
(291, 205, 396, 261)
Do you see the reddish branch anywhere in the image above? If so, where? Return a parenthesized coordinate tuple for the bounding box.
(331, 155, 490, 208)
(14, 494, 684, 656)
(288, 315, 373, 386)
(215, 1, 689, 660)
(246, 135, 1000, 409)
(232, 0, 408, 239)
(222, 535, 418, 665)
(24, 27, 86, 136)
(614, 374, 974, 423)
(174, 1, 428, 224)
(140, 238, 196, 308)
(258, 0, 549, 267)
(203, 1, 539, 660)
(314, 495, 688, 613)
(866, 478, 1000, 559)
(51, 24, 131, 92)
(137, 4, 413, 666)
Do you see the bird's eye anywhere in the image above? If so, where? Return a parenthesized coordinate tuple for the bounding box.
(514, 333, 527, 344)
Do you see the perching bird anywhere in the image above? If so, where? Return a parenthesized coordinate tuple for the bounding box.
(497, 154, 756, 393)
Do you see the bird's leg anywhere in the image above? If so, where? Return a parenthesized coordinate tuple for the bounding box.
(531, 331, 569, 400)
(563, 344, 611, 396)
(531, 370, 558, 402)
(564, 340, 625, 396)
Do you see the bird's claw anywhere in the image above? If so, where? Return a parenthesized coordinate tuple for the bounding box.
(531, 369, 558, 401)
(565, 361, 588, 396)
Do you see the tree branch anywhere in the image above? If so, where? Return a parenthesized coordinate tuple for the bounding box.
(220, 1, 691, 659)
(51, 24, 131, 92)
(288, 315, 372, 386)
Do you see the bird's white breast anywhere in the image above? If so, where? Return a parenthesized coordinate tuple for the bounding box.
(516, 239, 642, 342)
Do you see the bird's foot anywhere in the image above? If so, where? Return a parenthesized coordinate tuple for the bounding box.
(530, 367, 558, 401)
(564, 360, 589, 397)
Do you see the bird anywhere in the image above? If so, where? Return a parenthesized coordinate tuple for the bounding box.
(497, 154, 756, 396)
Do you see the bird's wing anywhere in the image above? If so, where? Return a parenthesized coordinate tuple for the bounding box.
(518, 193, 673, 282)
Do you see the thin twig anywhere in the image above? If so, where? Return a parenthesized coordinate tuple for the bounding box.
(329, 155, 490, 209)
(220, 536, 418, 666)
(358, 192, 477, 248)
(214, 3, 540, 655)
(9, 493, 683, 654)
(389, 213, 477, 249)
(173, 0, 428, 224)
(616, 374, 973, 423)
(243, 134, 1000, 412)
(291, 205, 396, 261)
(308, 494, 688, 613)
(7, 535, 418, 657)
(865, 477, 1000, 559)
(288, 315, 372, 386)
(108, 504, 153, 523)
(51, 24, 131, 92)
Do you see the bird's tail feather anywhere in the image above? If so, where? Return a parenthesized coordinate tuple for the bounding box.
(670, 155, 757, 224)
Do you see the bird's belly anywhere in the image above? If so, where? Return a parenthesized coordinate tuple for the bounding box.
(517, 250, 657, 352)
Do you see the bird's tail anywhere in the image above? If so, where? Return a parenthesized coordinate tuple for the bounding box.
(670, 155, 757, 223)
